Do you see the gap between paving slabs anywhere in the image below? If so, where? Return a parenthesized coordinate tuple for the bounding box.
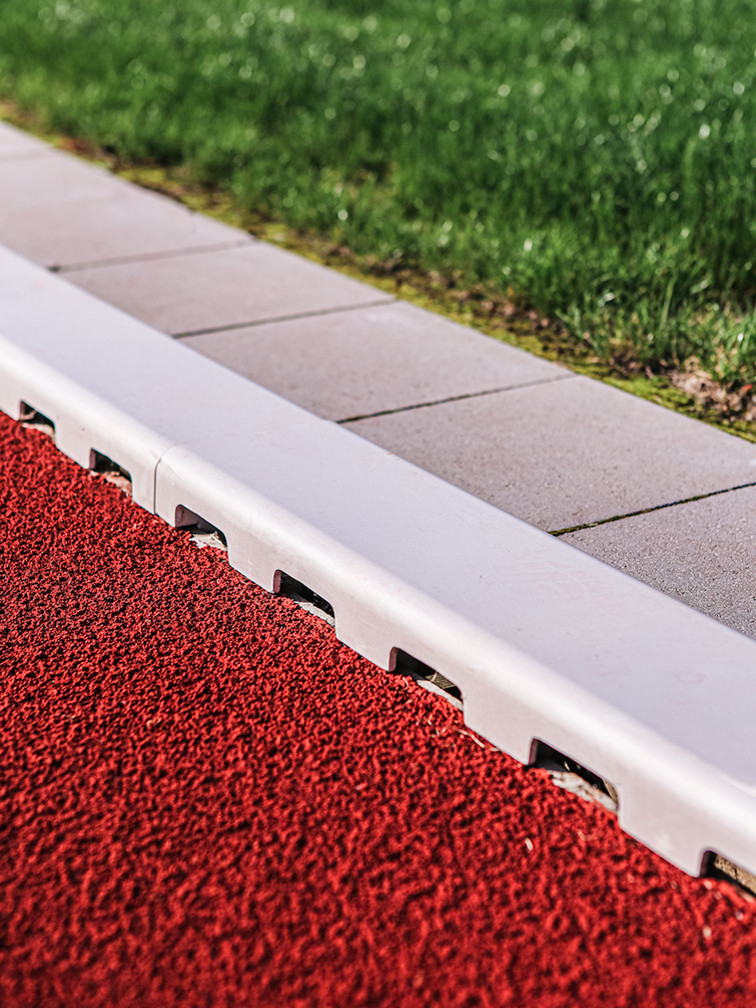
(334, 372, 576, 425)
(549, 480, 756, 536)
(49, 237, 252, 274)
(170, 297, 397, 340)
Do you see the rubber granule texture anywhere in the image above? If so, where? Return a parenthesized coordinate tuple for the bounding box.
(1, 411, 756, 1008)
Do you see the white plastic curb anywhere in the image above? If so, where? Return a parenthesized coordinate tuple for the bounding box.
(3, 243, 756, 881)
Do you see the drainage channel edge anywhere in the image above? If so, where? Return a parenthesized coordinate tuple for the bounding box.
(3, 243, 756, 884)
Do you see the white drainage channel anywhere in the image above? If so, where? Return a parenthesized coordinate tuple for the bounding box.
(3, 243, 756, 884)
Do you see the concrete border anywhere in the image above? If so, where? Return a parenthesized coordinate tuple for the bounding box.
(4, 243, 756, 880)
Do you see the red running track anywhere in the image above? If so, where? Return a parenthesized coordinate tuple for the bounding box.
(1, 410, 756, 1007)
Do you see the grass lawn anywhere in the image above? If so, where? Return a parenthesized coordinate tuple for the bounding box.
(1, 0, 755, 409)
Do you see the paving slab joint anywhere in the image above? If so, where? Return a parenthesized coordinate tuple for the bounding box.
(171, 297, 397, 339)
(549, 479, 756, 536)
(337, 372, 577, 424)
(52, 237, 254, 274)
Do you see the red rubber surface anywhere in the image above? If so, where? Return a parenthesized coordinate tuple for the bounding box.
(2, 410, 756, 1007)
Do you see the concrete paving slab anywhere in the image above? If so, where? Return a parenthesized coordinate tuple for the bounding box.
(0, 151, 247, 267)
(181, 300, 569, 420)
(0, 121, 54, 160)
(64, 243, 393, 335)
(343, 376, 756, 531)
(561, 485, 756, 639)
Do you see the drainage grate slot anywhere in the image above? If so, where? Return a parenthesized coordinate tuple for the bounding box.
(392, 649, 463, 709)
(275, 572, 335, 626)
(174, 505, 228, 550)
(19, 401, 55, 438)
(701, 851, 756, 897)
(530, 739, 619, 813)
(89, 450, 132, 495)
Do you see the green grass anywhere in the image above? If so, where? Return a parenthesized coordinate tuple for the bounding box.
(1, 0, 755, 390)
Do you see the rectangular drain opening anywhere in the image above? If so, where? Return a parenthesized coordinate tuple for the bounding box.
(701, 851, 756, 897)
(275, 572, 335, 626)
(392, 649, 463, 709)
(19, 401, 55, 438)
(89, 449, 133, 496)
(174, 505, 228, 550)
(530, 739, 619, 813)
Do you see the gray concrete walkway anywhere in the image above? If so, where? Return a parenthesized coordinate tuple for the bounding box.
(2, 119, 755, 638)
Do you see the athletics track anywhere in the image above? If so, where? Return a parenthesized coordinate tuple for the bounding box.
(2, 411, 756, 1007)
